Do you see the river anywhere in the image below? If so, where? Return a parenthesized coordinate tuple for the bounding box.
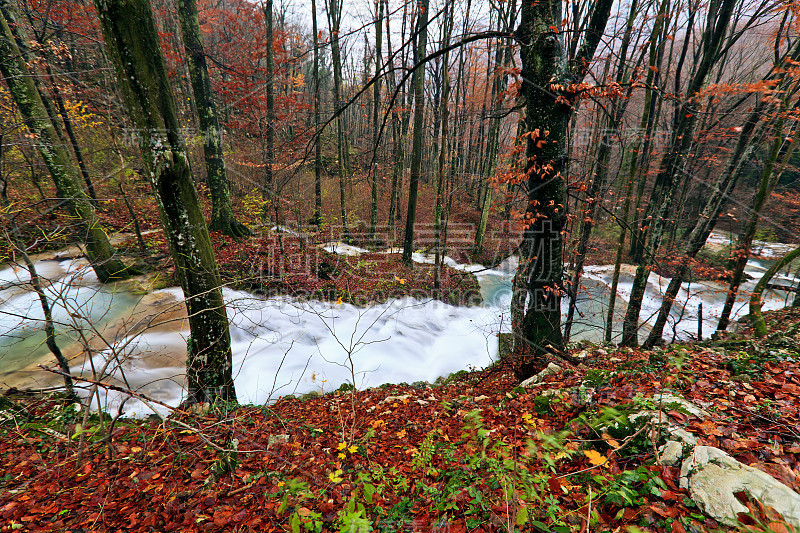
(1, 232, 797, 417)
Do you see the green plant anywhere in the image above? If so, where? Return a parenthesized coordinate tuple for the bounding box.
(534, 394, 554, 415)
(592, 466, 666, 512)
(584, 369, 609, 388)
(581, 406, 668, 458)
(206, 438, 239, 486)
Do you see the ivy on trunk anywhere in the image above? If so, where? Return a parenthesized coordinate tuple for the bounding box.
(94, 0, 236, 404)
(511, 0, 612, 380)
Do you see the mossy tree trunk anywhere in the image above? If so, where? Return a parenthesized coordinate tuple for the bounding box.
(262, 0, 276, 222)
(369, 0, 383, 245)
(0, 1, 129, 283)
(642, 26, 800, 346)
(327, 0, 350, 239)
(94, 0, 235, 404)
(401, 0, 429, 266)
(716, 115, 800, 333)
(511, 0, 612, 380)
(750, 246, 800, 338)
(176, 0, 249, 239)
(311, 0, 322, 226)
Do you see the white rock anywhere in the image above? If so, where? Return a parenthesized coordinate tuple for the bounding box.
(669, 427, 698, 446)
(519, 363, 563, 388)
(381, 395, 410, 404)
(658, 440, 684, 466)
(680, 446, 800, 527)
(655, 393, 710, 419)
(268, 434, 289, 447)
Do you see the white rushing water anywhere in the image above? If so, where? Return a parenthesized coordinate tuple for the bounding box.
(1, 232, 798, 417)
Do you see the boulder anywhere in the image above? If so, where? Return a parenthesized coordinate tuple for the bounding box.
(680, 446, 800, 526)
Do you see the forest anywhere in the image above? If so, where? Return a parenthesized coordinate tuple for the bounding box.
(2, 0, 800, 530)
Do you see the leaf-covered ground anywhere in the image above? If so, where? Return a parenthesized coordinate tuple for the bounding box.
(3, 308, 800, 533)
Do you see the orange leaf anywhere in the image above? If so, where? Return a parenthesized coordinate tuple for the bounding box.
(584, 449, 608, 467)
(768, 522, 790, 533)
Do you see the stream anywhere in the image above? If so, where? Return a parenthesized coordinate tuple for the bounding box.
(1, 232, 798, 417)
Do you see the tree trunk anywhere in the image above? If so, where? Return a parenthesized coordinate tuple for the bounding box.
(474, 6, 514, 256)
(263, 0, 276, 222)
(750, 246, 800, 338)
(401, 0, 429, 266)
(641, 62, 796, 346)
(311, 0, 323, 226)
(0, 181, 75, 398)
(327, 0, 350, 240)
(717, 116, 800, 332)
(434, 0, 455, 293)
(176, 0, 249, 238)
(94, 0, 235, 404)
(370, 0, 383, 245)
(0, 2, 130, 283)
(511, 0, 612, 379)
(565, 0, 639, 342)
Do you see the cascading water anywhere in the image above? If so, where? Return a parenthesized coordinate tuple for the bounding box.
(1, 231, 797, 417)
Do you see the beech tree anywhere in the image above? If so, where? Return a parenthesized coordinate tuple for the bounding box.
(176, 0, 249, 238)
(621, 0, 739, 346)
(511, 0, 612, 379)
(401, 0, 430, 266)
(93, 0, 235, 404)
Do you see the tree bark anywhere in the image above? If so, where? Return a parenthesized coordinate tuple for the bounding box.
(369, 0, 383, 244)
(327, 0, 350, 240)
(401, 0, 430, 266)
(717, 116, 800, 332)
(511, 0, 612, 379)
(311, 0, 323, 226)
(94, 0, 235, 404)
(176, 0, 249, 238)
(262, 0, 276, 222)
(434, 0, 455, 293)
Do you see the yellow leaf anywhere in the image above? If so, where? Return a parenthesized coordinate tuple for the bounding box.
(335, 297, 343, 305)
(396, 429, 407, 439)
(348, 445, 358, 454)
(337, 442, 347, 450)
(394, 275, 406, 285)
(584, 449, 608, 467)
(328, 469, 343, 483)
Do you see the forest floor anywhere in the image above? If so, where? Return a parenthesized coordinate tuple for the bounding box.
(3, 306, 800, 532)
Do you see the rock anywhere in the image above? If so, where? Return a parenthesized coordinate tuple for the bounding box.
(473, 395, 490, 402)
(680, 446, 800, 527)
(381, 394, 410, 404)
(268, 434, 289, 447)
(669, 427, 698, 446)
(655, 393, 710, 419)
(608, 357, 623, 363)
(658, 440, 684, 466)
(519, 363, 563, 388)
(575, 350, 589, 359)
